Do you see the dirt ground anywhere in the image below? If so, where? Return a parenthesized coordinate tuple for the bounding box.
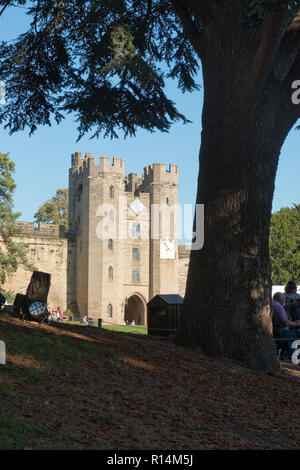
(0, 316, 299, 450)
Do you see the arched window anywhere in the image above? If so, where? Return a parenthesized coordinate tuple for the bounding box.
(108, 266, 113, 279)
(109, 186, 114, 198)
(107, 304, 113, 318)
(109, 209, 114, 222)
(108, 239, 113, 250)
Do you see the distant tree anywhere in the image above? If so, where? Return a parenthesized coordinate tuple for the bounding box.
(1, 289, 15, 304)
(34, 188, 68, 229)
(270, 204, 300, 285)
(0, 152, 32, 285)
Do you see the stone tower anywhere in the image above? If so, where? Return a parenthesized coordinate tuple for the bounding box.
(142, 163, 179, 299)
(68, 152, 179, 324)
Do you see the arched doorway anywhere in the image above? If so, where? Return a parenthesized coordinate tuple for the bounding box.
(124, 294, 146, 325)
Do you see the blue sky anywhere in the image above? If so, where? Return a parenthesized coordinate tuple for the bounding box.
(0, 5, 299, 230)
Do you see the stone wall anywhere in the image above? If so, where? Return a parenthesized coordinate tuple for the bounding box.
(178, 245, 190, 298)
(1, 222, 191, 316)
(2, 223, 68, 311)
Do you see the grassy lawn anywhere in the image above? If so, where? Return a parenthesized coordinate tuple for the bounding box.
(67, 321, 147, 335)
(102, 324, 147, 335)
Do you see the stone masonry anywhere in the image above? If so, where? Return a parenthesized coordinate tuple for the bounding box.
(2, 223, 68, 311)
(2, 153, 191, 324)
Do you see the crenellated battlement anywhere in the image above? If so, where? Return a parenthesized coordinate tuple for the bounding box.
(70, 152, 124, 179)
(142, 162, 178, 187)
(99, 156, 124, 174)
(125, 172, 143, 192)
(71, 151, 83, 169)
(70, 153, 177, 187)
(15, 222, 67, 239)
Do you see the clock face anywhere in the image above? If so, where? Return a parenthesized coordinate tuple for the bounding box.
(160, 239, 175, 259)
(129, 198, 146, 216)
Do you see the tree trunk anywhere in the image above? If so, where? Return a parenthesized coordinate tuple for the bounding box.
(177, 27, 294, 372)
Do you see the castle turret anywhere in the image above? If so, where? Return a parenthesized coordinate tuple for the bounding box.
(68, 152, 126, 318)
(71, 151, 83, 171)
(142, 163, 179, 298)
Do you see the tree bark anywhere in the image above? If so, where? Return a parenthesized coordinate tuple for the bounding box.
(176, 1, 300, 372)
(179, 116, 283, 372)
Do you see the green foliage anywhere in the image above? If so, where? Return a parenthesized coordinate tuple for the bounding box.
(34, 188, 68, 229)
(2, 0, 300, 141)
(0, 152, 32, 285)
(0, 0, 299, 141)
(249, 0, 300, 20)
(1, 289, 15, 303)
(270, 204, 300, 284)
(0, 151, 15, 203)
(101, 24, 137, 75)
(0, 0, 199, 139)
(63, 308, 74, 320)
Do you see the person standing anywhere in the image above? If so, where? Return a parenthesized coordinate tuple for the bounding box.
(57, 307, 62, 322)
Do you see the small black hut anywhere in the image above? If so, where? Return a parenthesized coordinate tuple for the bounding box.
(147, 294, 183, 337)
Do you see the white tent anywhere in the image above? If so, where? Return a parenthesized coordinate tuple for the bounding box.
(272, 285, 300, 296)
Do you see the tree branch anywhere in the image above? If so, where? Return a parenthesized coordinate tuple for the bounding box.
(134, 0, 152, 53)
(177, 0, 217, 28)
(248, 5, 289, 100)
(264, 49, 300, 138)
(285, 50, 300, 125)
(170, 0, 203, 59)
(288, 9, 300, 32)
(273, 30, 300, 81)
(33, 0, 41, 35)
(0, 1, 12, 17)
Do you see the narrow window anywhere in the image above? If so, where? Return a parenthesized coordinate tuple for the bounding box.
(107, 304, 113, 318)
(108, 266, 113, 279)
(132, 223, 140, 239)
(132, 270, 139, 282)
(132, 247, 139, 260)
(108, 239, 113, 250)
(109, 186, 114, 198)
